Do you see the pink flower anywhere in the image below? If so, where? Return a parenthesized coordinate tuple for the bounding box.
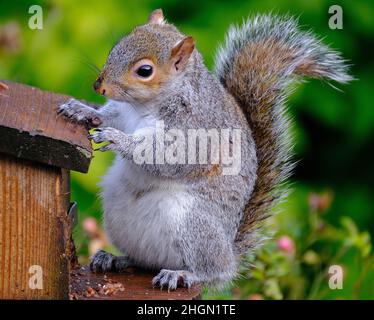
(308, 191, 333, 213)
(277, 235, 295, 255)
(82, 217, 98, 235)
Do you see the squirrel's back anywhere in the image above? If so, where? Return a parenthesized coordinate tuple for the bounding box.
(214, 15, 352, 253)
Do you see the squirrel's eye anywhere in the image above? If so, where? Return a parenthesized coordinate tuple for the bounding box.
(136, 65, 153, 78)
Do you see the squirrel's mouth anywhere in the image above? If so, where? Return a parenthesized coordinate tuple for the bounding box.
(93, 78, 131, 102)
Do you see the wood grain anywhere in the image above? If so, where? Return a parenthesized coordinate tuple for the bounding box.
(0, 80, 92, 173)
(0, 153, 72, 299)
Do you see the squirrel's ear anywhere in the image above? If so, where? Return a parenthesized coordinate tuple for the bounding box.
(170, 36, 195, 72)
(148, 9, 165, 24)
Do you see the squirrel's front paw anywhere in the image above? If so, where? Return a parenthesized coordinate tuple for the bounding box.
(57, 98, 102, 127)
(90, 127, 127, 152)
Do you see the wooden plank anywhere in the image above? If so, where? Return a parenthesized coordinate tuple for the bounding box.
(0, 80, 92, 173)
(70, 266, 201, 300)
(0, 153, 73, 299)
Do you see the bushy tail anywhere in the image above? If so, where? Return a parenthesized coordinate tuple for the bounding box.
(214, 15, 352, 254)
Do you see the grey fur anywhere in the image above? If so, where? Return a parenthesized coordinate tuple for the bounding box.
(215, 14, 352, 252)
(215, 15, 352, 84)
(59, 12, 351, 289)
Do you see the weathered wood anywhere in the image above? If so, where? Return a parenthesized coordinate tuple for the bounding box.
(0, 80, 92, 173)
(70, 266, 201, 300)
(0, 80, 202, 300)
(0, 153, 73, 299)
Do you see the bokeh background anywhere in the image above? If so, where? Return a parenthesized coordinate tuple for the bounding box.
(1, 0, 373, 299)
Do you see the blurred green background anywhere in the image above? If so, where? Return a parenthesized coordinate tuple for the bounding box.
(1, 0, 373, 299)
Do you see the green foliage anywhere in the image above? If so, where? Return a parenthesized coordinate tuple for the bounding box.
(205, 188, 374, 300)
(1, 0, 373, 299)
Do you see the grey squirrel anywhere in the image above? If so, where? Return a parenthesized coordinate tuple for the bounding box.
(58, 9, 351, 290)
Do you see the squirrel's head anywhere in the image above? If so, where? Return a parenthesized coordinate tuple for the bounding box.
(93, 9, 196, 105)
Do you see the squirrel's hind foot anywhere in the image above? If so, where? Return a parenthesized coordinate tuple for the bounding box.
(152, 269, 198, 291)
(90, 249, 132, 273)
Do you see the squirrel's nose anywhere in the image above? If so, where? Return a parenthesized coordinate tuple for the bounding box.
(93, 76, 104, 94)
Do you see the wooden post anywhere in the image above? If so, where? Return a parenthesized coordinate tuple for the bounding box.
(0, 155, 71, 299)
(0, 81, 91, 299)
(0, 80, 201, 300)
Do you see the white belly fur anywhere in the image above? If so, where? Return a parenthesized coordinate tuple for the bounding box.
(100, 156, 193, 269)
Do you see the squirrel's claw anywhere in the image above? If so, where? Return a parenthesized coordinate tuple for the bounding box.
(57, 98, 102, 127)
(90, 127, 124, 146)
(90, 250, 116, 273)
(90, 127, 125, 153)
(152, 269, 197, 291)
(90, 249, 132, 273)
(90, 128, 107, 144)
(93, 144, 113, 152)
